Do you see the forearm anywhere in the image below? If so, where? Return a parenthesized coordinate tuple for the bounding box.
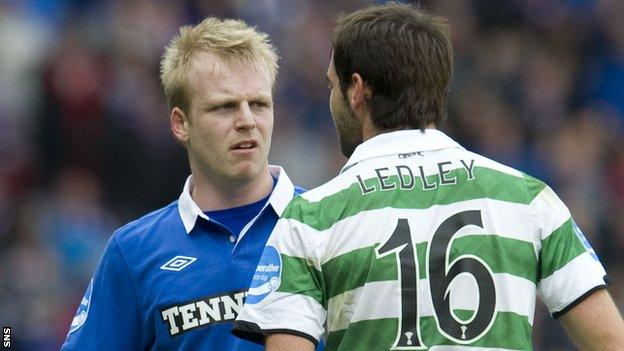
(560, 289, 624, 350)
(266, 333, 315, 351)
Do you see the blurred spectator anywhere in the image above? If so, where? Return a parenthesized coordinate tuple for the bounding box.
(38, 167, 116, 288)
(37, 32, 109, 177)
(0, 198, 61, 350)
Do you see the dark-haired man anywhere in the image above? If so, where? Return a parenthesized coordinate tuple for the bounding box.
(233, 2, 624, 350)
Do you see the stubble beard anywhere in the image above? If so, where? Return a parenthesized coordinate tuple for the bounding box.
(335, 104, 363, 158)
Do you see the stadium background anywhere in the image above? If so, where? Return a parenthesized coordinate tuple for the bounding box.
(1, 0, 624, 349)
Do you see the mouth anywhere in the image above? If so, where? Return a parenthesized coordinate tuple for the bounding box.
(230, 140, 259, 151)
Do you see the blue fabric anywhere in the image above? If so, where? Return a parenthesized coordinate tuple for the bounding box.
(205, 179, 276, 238)
(61, 181, 307, 350)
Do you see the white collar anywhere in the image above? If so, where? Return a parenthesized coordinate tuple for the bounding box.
(177, 165, 295, 234)
(341, 129, 464, 173)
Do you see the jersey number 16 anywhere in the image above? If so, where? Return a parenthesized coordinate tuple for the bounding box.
(375, 210, 497, 349)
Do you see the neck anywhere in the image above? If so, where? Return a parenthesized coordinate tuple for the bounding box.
(362, 118, 437, 141)
(361, 115, 381, 142)
(190, 167, 273, 211)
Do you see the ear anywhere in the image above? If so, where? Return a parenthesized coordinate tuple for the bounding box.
(348, 73, 372, 112)
(170, 107, 190, 146)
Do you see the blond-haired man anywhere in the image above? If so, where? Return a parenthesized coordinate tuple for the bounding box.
(62, 17, 305, 350)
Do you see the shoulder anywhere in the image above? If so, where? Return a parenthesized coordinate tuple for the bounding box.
(298, 169, 356, 203)
(112, 200, 181, 248)
(460, 150, 549, 203)
(282, 172, 356, 231)
(459, 149, 526, 178)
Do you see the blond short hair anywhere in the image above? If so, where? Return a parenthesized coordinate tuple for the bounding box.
(160, 17, 278, 113)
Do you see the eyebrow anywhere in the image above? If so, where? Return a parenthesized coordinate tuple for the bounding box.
(199, 94, 273, 108)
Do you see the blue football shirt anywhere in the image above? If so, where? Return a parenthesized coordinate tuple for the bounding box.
(62, 166, 305, 350)
(205, 178, 276, 239)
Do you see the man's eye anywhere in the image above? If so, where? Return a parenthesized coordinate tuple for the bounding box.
(215, 103, 236, 111)
(250, 101, 269, 108)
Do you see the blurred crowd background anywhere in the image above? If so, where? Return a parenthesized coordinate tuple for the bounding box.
(1, 0, 623, 350)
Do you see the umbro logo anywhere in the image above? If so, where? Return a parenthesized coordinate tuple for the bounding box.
(160, 256, 197, 271)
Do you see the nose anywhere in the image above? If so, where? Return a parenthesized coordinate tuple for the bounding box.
(234, 103, 256, 130)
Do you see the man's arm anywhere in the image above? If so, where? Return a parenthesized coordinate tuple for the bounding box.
(266, 333, 315, 351)
(559, 289, 624, 350)
(233, 202, 327, 346)
(61, 236, 143, 350)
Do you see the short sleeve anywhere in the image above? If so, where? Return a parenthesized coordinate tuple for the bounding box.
(61, 236, 144, 350)
(233, 205, 326, 345)
(533, 186, 609, 317)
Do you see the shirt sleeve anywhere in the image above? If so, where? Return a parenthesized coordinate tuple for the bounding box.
(61, 235, 144, 350)
(533, 186, 609, 317)
(233, 205, 326, 345)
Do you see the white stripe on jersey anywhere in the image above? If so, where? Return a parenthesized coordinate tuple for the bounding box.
(530, 186, 572, 241)
(273, 199, 539, 267)
(538, 251, 607, 314)
(237, 291, 326, 341)
(300, 149, 525, 204)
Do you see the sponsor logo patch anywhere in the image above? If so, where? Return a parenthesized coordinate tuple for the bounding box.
(160, 256, 197, 271)
(246, 245, 281, 304)
(160, 290, 248, 337)
(572, 221, 600, 262)
(68, 279, 93, 334)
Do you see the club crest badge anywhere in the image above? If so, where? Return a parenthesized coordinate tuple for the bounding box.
(68, 279, 93, 334)
(572, 221, 600, 262)
(246, 245, 281, 304)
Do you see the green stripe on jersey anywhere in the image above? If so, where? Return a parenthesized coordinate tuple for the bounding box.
(539, 218, 586, 280)
(278, 254, 324, 306)
(321, 235, 536, 300)
(322, 245, 397, 299)
(450, 235, 538, 283)
(284, 167, 546, 231)
(416, 241, 428, 279)
(325, 311, 532, 350)
(524, 173, 546, 201)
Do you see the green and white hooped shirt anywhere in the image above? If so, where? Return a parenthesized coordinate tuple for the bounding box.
(234, 129, 608, 351)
